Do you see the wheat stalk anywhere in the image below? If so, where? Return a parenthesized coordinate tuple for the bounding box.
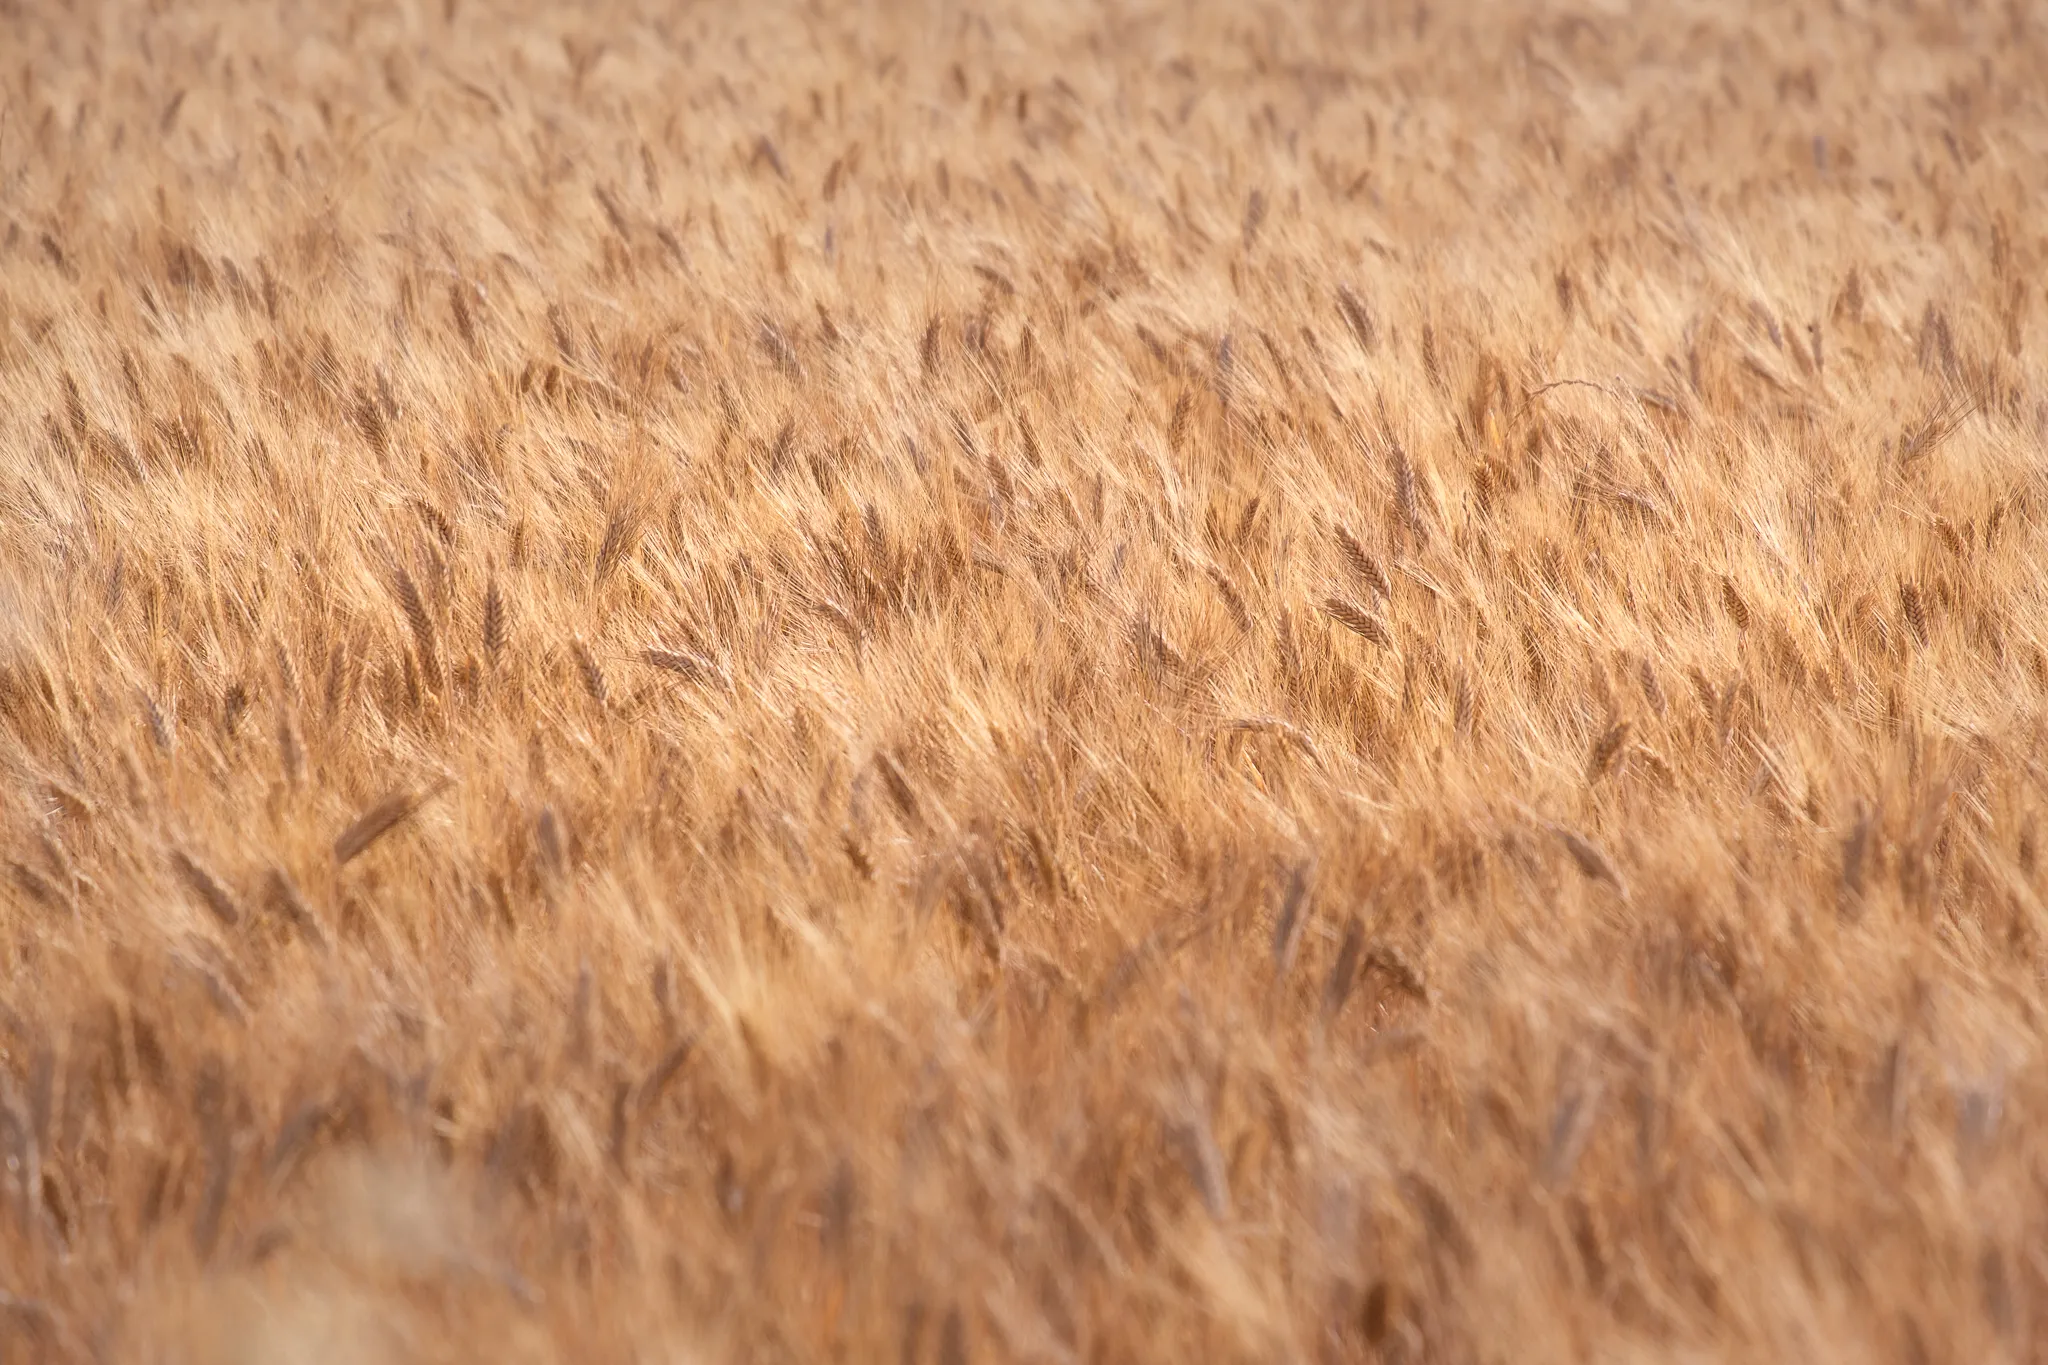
(1324, 596, 1391, 646)
(334, 779, 451, 864)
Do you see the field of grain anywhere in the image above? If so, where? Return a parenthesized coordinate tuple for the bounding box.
(3, 0, 2047, 1360)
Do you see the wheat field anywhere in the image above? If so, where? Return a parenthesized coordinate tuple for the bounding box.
(2, 0, 2046, 1360)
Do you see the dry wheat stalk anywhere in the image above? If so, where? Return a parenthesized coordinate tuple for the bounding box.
(482, 576, 506, 663)
(1587, 720, 1630, 783)
(1552, 826, 1626, 897)
(1270, 859, 1313, 978)
(642, 647, 726, 688)
(333, 780, 450, 865)
(1322, 914, 1366, 1021)
(1335, 525, 1391, 598)
(394, 568, 441, 682)
(171, 849, 241, 928)
(572, 638, 609, 707)
(1324, 596, 1392, 646)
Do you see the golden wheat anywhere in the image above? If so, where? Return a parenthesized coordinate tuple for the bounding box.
(3, 0, 2048, 1361)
